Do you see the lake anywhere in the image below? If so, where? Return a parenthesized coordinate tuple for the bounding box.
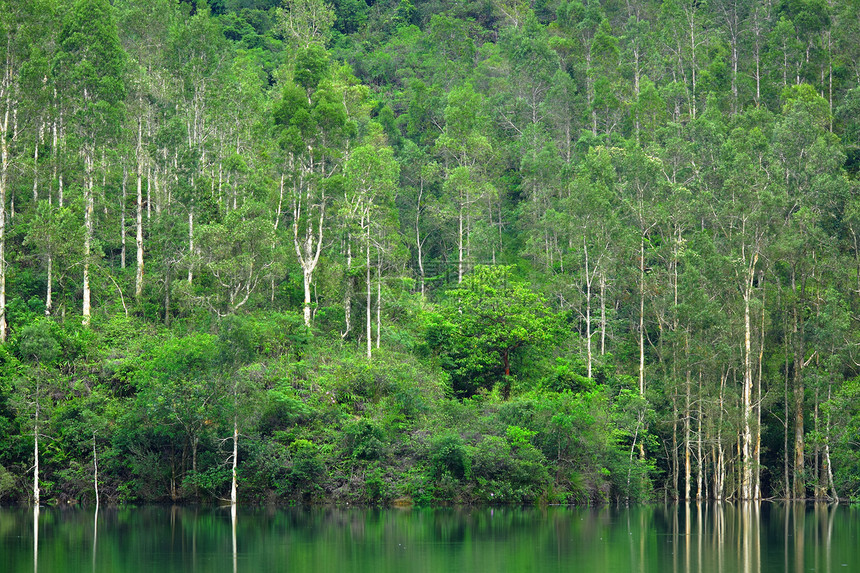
(1, 503, 857, 572)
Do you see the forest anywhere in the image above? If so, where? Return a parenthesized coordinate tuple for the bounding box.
(1, 0, 860, 505)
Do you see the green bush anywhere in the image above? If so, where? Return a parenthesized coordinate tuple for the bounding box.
(288, 439, 324, 496)
(429, 430, 469, 480)
(343, 419, 385, 460)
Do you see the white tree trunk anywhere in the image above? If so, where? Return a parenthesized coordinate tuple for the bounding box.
(45, 254, 52, 316)
(292, 173, 324, 328)
(231, 412, 238, 506)
(366, 220, 372, 360)
(34, 401, 40, 506)
(93, 432, 99, 508)
(83, 151, 94, 326)
(584, 240, 592, 379)
(135, 119, 144, 299)
(639, 236, 645, 397)
(376, 256, 381, 350)
(188, 208, 194, 284)
(0, 94, 8, 342)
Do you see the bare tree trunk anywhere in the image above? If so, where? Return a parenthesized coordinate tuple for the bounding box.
(671, 399, 679, 499)
(584, 239, 592, 379)
(342, 238, 352, 338)
(785, 308, 791, 498)
(93, 432, 99, 508)
(793, 268, 805, 499)
(684, 365, 692, 500)
(638, 236, 646, 462)
(32, 134, 39, 202)
(457, 197, 464, 284)
(135, 119, 144, 300)
(231, 412, 238, 506)
(755, 276, 765, 500)
(366, 219, 372, 360)
(187, 208, 194, 284)
(293, 172, 325, 328)
(600, 273, 606, 355)
(275, 173, 284, 230)
(741, 253, 757, 499)
(34, 392, 40, 506)
(639, 236, 645, 397)
(121, 163, 127, 269)
(83, 150, 94, 326)
(696, 373, 703, 500)
(716, 369, 727, 500)
(376, 252, 381, 350)
(0, 89, 8, 342)
(45, 254, 52, 316)
(416, 184, 425, 295)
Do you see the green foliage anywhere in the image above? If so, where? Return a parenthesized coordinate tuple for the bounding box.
(3, 0, 860, 507)
(287, 438, 324, 494)
(429, 430, 470, 480)
(343, 419, 385, 460)
(432, 266, 562, 397)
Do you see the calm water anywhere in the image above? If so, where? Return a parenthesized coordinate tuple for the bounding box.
(1, 503, 858, 573)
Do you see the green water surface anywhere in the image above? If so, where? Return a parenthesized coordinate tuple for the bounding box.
(1, 503, 857, 572)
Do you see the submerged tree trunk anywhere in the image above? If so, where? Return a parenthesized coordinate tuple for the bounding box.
(231, 412, 238, 506)
(741, 253, 757, 499)
(793, 268, 806, 499)
(93, 432, 99, 508)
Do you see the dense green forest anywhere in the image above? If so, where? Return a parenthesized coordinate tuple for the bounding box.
(1, 0, 860, 505)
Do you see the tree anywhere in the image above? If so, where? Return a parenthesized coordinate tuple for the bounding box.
(13, 319, 62, 505)
(0, 0, 54, 340)
(433, 265, 560, 397)
(342, 143, 400, 357)
(275, 50, 357, 327)
(434, 84, 494, 283)
(54, 0, 126, 326)
(194, 202, 280, 315)
(133, 333, 222, 500)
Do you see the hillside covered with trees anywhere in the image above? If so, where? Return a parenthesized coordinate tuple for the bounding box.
(1, 0, 860, 505)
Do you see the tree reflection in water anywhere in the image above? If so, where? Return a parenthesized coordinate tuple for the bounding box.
(4, 503, 857, 573)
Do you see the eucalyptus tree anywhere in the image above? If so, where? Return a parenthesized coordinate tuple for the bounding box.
(195, 202, 279, 316)
(115, 0, 179, 301)
(553, 0, 604, 136)
(164, 3, 230, 287)
(663, 0, 716, 121)
(434, 84, 494, 283)
(396, 141, 442, 296)
(343, 143, 400, 357)
(609, 145, 672, 468)
(13, 320, 63, 505)
(277, 0, 335, 50)
(54, 0, 126, 326)
(553, 147, 620, 379)
(709, 107, 780, 500)
(274, 46, 356, 326)
(0, 0, 55, 339)
(772, 84, 848, 498)
(24, 201, 84, 318)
